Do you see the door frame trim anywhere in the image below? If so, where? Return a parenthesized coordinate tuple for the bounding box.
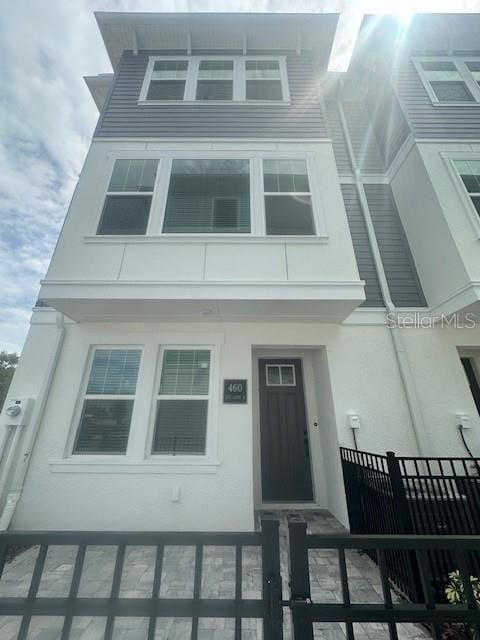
(252, 348, 327, 510)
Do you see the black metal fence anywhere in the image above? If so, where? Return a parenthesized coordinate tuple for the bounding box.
(0, 521, 281, 640)
(286, 519, 480, 640)
(340, 447, 480, 601)
(0, 519, 479, 639)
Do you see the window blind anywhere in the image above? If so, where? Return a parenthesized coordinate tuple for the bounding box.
(74, 349, 141, 455)
(163, 159, 250, 233)
(154, 349, 211, 455)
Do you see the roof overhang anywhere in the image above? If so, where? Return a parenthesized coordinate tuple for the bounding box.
(94, 11, 340, 72)
(84, 74, 114, 111)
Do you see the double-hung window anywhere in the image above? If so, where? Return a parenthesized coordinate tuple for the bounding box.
(98, 159, 158, 235)
(453, 160, 480, 217)
(263, 159, 315, 235)
(153, 349, 211, 455)
(162, 159, 251, 233)
(146, 60, 189, 100)
(74, 349, 141, 455)
(196, 60, 234, 100)
(414, 57, 480, 104)
(246, 60, 283, 101)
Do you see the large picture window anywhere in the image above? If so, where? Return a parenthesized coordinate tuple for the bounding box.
(153, 349, 211, 455)
(97, 159, 158, 235)
(413, 57, 480, 104)
(73, 349, 141, 455)
(162, 159, 251, 233)
(263, 159, 315, 235)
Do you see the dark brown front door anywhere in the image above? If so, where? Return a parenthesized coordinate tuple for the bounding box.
(259, 358, 314, 502)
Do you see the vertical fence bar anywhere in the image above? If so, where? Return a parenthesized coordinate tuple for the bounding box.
(61, 544, 86, 640)
(235, 544, 242, 640)
(104, 544, 126, 640)
(18, 544, 49, 640)
(147, 544, 164, 640)
(261, 517, 283, 640)
(191, 543, 203, 640)
(338, 548, 354, 640)
(288, 519, 313, 640)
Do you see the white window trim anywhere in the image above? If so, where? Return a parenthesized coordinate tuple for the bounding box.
(92, 145, 329, 239)
(66, 345, 144, 458)
(92, 156, 165, 237)
(442, 151, 480, 239)
(139, 55, 290, 104)
(147, 345, 218, 461)
(412, 56, 480, 106)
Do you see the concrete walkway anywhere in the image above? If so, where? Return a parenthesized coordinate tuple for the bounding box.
(0, 512, 430, 639)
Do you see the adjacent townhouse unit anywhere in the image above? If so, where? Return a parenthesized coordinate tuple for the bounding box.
(2, 11, 480, 532)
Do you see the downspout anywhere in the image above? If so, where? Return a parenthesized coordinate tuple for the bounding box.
(0, 312, 66, 530)
(336, 97, 431, 456)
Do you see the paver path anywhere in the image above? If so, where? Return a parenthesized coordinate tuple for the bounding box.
(0, 511, 430, 639)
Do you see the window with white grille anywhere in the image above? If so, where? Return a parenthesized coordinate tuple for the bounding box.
(153, 350, 211, 455)
(74, 349, 141, 454)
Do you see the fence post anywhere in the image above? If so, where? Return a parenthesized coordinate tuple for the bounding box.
(386, 451, 414, 534)
(288, 518, 314, 640)
(261, 517, 283, 640)
(386, 451, 423, 602)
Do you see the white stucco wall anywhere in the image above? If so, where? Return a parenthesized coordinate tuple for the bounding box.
(41, 140, 363, 321)
(6, 309, 480, 532)
(391, 142, 480, 314)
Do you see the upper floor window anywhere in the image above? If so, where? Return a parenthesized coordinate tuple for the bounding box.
(94, 147, 325, 238)
(97, 159, 158, 235)
(196, 60, 234, 101)
(162, 159, 251, 233)
(246, 60, 283, 101)
(140, 56, 289, 103)
(413, 57, 480, 104)
(453, 160, 480, 217)
(263, 159, 315, 235)
(146, 60, 189, 100)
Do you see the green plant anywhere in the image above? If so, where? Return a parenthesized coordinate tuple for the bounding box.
(443, 571, 480, 640)
(446, 570, 480, 605)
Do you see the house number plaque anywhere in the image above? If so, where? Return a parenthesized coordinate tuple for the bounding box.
(223, 379, 247, 404)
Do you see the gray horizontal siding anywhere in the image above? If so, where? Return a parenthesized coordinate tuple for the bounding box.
(394, 58, 480, 139)
(364, 184, 426, 307)
(366, 72, 410, 167)
(96, 50, 326, 139)
(341, 184, 384, 307)
(323, 101, 352, 174)
(341, 101, 386, 174)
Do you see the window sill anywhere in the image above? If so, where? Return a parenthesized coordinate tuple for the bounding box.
(49, 458, 222, 474)
(137, 100, 291, 106)
(430, 101, 480, 107)
(84, 235, 329, 244)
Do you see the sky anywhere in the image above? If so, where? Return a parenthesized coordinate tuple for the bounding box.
(1, 0, 479, 354)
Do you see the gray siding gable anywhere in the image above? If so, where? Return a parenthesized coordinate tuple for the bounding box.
(95, 50, 326, 139)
